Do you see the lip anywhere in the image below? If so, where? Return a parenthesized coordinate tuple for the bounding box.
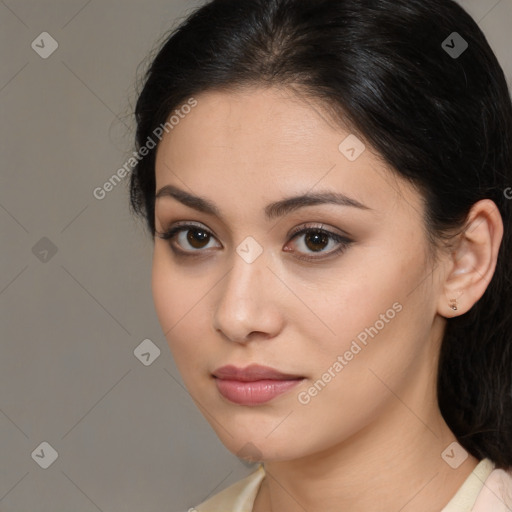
(213, 364, 304, 381)
(212, 364, 305, 405)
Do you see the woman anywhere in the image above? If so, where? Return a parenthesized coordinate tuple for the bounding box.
(129, 0, 512, 510)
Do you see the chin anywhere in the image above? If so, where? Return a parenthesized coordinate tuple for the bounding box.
(211, 427, 304, 463)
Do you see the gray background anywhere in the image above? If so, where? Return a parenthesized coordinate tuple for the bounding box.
(1, 1, 511, 511)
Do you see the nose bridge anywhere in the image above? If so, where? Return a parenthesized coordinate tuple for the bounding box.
(222, 237, 268, 309)
(213, 236, 280, 341)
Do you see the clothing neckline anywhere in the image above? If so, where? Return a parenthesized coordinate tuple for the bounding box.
(194, 458, 498, 511)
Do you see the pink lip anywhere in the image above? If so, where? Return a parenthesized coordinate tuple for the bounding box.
(212, 364, 305, 405)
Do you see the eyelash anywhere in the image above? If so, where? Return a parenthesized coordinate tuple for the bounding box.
(155, 222, 353, 262)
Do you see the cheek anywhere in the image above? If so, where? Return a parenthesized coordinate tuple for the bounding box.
(307, 248, 426, 376)
(306, 263, 394, 344)
(151, 252, 175, 332)
(313, 293, 401, 377)
(151, 250, 191, 344)
(151, 249, 210, 370)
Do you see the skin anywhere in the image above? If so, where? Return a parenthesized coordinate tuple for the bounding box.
(151, 86, 503, 512)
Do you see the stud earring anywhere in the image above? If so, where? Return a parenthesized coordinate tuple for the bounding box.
(449, 298, 458, 311)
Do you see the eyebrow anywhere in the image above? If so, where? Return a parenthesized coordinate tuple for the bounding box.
(155, 184, 371, 221)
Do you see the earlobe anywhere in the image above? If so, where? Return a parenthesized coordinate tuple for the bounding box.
(438, 199, 503, 318)
(443, 288, 465, 316)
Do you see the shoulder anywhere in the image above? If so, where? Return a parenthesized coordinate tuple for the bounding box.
(472, 465, 512, 511)
(192, 465, 265, 512)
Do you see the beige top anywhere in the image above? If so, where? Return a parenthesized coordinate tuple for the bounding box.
(193, 458, 512, 511)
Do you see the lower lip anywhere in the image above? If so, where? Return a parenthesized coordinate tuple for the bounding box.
(214, 378, 304, 405)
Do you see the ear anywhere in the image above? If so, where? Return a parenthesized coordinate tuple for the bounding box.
(438, 199, 503, 318)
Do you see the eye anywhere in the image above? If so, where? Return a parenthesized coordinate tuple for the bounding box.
(285, 224, 353, 262)
(156, 222, 220, 254)
(155, 222, 353, 261)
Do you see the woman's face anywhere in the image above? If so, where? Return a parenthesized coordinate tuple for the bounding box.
(152, 86, 448, 462)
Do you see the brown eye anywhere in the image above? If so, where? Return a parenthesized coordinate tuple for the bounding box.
(303, 231, 330, 252)
(156, 223, 220, 253)
(285, 225, 353, 262)
(185, 228, 211, 249)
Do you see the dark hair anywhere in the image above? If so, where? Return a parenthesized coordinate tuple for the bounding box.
(129, 0, 512, 469)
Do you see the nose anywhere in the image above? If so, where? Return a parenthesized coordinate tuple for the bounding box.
(212, 246, 284, 344)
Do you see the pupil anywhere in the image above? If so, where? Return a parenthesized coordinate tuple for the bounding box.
(307, 232, 328, 252)
(188, 229, 209, 248)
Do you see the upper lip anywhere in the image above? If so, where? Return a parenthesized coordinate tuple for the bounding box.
(212, 364, 304, 381)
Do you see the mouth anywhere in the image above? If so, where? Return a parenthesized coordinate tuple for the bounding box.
(212, 364, 305, 405)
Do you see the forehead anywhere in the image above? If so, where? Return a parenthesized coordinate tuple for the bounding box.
(156, 86, 343, 170)
(154, 87, 422, 219)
